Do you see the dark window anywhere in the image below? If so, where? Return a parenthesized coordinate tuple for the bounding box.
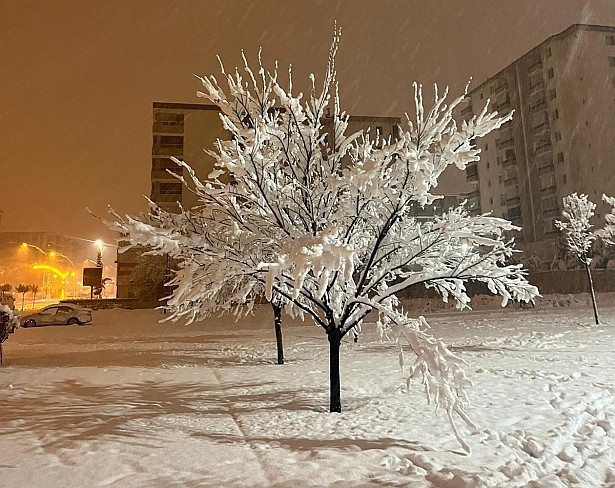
(487, 161, 490, 169)
(606, 34, 615, 45)
(547, 68, 554, 79)
(549, 88, 556, 100)
(557, 152, 564, 163)
(376, 126, 383, 136)
(158, 183, 183, 195)
(153, 158, 180, 171)
(553, 109, 559, 120)
(609, 56, 615, 67)
(158, 136, 184, 148)
(562, 174, 567, 184)
(155, 112, 184, 126)
(489, 197, 494, 205)
(545, 47, 552, 58)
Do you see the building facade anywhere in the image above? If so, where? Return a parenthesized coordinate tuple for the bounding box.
(460, 24, 615, 259)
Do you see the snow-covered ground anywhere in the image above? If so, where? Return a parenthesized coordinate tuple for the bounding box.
(1, 299, 615, 487)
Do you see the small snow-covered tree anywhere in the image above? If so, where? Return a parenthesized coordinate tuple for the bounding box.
(556, 193, 599, 324)
(599, 194, 615, 246)
(105, 33, 538, 449)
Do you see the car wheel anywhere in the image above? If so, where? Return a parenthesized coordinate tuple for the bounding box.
(67, 317, 80, 325)
(23, 319, 36, 328)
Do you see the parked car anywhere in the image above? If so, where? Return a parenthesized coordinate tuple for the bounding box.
(21, 303, 93, 327)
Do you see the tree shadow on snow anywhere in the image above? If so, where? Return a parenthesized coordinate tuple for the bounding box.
(0, 378, 366, 457)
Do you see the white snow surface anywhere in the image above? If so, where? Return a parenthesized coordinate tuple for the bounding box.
(2, 300, 615, 487)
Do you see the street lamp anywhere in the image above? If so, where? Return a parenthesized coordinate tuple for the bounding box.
(21, 242, 47, 257)
(49, 250, 75, 268)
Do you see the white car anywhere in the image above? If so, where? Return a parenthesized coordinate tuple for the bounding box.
(21, 303, 93, 328)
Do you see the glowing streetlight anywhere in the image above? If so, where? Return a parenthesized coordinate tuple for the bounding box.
(48, 250, 75, 268)
(21, 242, 48, 257)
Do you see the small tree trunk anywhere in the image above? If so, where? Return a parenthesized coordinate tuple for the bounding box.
(271, 302, 284, 365)
(584, 262, 600, 325)
(328, 330, 342, 413)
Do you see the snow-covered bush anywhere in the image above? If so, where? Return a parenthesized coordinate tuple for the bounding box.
(106, 32, 538, 449)
(556, 193, 599, 324)
(0, 304, 19, 364)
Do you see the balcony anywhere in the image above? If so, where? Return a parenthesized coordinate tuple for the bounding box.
(542, 208, 559, 217)
(529, 100, 547, 112)
(506, 195, 521, 205)
(152, 147, 183, 157)
(465, 163, 478, 182)
(494, 83, 507, 95)
(533, 122, 549, 134)
(540, 185, 557, 195)
(534, 140, 552, 155)
(507, 206, 522, 219)
(151, 169, 182, 180)
(495, 99, 511, 112)
(527, 59, 543, 73)
(504, 175, 518, 187)
(497, 138, 515, 150)
(502, 156, 517, 168)
(537, 159, 554, 172)
(152, 194, 182, 202)
(528, 81, 545, 95)
(460, 105, 473, 119)
(153, 124, 184, 134)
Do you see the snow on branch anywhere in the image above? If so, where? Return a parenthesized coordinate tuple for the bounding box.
(375, 308, 476, 453)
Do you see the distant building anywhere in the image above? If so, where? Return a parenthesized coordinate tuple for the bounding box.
(459, 24, 615, 259)
(116, 102, 403, 298)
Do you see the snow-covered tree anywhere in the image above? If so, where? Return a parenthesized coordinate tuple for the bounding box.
(0, 304, 19, 364)
(105, 33, 539, 448)
(556, 193, 599, 324)
(599, 194, 615, 246)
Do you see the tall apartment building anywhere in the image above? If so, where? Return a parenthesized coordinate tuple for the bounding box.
(460, 24, 615, 259)
(117, 102, 403, 298)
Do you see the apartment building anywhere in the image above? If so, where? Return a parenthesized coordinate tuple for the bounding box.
(460, 24, 615, 259)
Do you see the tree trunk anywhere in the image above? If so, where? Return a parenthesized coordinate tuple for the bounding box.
(328, 330, 342, 413)
(271, 302, 284, 365)
(584, 262, 600, 325)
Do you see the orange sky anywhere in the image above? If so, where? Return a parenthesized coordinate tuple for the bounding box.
(1, 0, 614, 241)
